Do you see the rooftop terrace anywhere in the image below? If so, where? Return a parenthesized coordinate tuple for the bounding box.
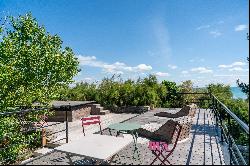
(23, 108, 229, 165)
(1, 93, 248, 165)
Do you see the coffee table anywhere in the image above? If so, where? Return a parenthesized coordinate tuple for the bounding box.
(108, 123, 141, 159)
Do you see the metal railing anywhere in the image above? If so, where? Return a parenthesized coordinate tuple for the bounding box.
(211, 94, 249, 165)
(172, 92, 249, 165)
(0, 106, 70, 165)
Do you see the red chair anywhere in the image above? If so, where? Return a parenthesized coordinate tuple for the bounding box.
(149, 122, 182, 165)
(81, 116, 103, 136)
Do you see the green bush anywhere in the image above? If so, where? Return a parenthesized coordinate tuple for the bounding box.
(0, 13, 79, 164)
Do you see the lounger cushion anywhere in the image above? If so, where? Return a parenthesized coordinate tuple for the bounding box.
(136, 120, 179, 143)
(154, 106, 191, 118)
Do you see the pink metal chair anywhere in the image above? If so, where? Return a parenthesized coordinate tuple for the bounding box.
(148, 122, 182, 165)
(81, 116, 103, 136)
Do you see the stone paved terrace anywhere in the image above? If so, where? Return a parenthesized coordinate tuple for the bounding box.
(23, 108, 228, 165)
(46, 113, 138, 143)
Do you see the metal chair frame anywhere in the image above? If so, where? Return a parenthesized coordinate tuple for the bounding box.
(150, 123, 182, 165)
(81, 116, 103, 136)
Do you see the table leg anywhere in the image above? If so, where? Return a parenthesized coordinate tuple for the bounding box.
(132, 131, 138, 149)
(131, 131, 140, 160)
(109, 128, 112, 136)
(108, 153, 119, 164)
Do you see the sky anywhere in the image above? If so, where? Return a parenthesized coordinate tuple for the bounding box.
(0, 0, 249, 87)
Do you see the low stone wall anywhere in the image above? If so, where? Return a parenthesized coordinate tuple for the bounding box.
(112, 106, 150, 114)
(72, 105, 91, 121)
(47, 105, 92, 122)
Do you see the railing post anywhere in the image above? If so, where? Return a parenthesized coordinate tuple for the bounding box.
(42, 128, 47, 147)
(65, 105, 69, 143)
(227, 113, 232, 165)
(218, 104, 224, 143)
(209, 93, 213, 110)
(214, 99, 218, 127)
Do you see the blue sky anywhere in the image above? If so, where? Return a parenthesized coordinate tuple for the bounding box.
(0, 0, 249, 87)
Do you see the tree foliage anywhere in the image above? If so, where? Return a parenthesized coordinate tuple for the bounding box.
(62, 75, 167, 110)
(0, 13, 79, 111)
(207, 83, 233, 103)
(161, 80, 181, 107)
(0, 13, 79, 164)
(236, 58, 249, 99)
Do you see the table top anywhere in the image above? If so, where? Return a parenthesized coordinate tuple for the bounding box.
(55, 134, 132, 160)
(108, 122, 141, 131)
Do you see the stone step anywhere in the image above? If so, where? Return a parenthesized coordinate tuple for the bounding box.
(99, 110, 110, 115)
(91, 107, 103, 115)
(91, 104, 101, 108)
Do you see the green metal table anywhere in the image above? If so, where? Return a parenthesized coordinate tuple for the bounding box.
(108, 123, 141, 159)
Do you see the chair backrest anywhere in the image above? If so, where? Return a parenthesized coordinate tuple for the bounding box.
(149, 120, 182, 150)
(176, 105, 191, 116)
(154, 120, 179, 143)
(81, 116, 101, 126)
(171, 122, 182, 147)
(188, 104, 197, 117)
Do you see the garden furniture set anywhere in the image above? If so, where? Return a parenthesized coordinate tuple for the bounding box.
(40, 104, 196, 165)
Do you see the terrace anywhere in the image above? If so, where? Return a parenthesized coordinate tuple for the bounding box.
(1, 93, 249, 165)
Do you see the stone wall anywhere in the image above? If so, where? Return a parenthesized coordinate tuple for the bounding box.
(47, 105, 92, 122)
(72, 105, 91, 121)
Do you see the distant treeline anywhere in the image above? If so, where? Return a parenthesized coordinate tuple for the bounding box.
(56, 74, 248, 124)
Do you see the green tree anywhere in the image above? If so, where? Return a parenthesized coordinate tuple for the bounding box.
(237, 58, 249, 99)
(0, 13, 79, 110)
(178, 80, 195, 106)
(207, 83, 233, 103)
(179, 80, 193, 93)
(0, 13, 79, 164)
(161, 80, 180, 107)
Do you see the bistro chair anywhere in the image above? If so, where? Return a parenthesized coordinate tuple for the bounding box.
(81, 116, 103, 136)
(137, 120, 182, 165)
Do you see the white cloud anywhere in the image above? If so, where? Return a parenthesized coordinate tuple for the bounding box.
(218, 61, 246, 68)
(168, 64, 177, 69)
(191, 67, 213, 73)
(83, 77, 93, 81)
(136, 64, 152, 71)
(214, 74, 249, 77)
(196, 25, 210, 30)
(78, 55, 105, 67)
(155, 72, 169, 77)
(77, 55, 152, 74)
(181, 70, 189, 74)
(209, 31, 222, 38)
(229, 67, 249, 72)
(229, 67, 243, 71)
(235, 24, 248, 31)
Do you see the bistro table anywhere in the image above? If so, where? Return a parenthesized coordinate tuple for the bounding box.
(108, 123, 141, 159)
(54, 134, 133, 164)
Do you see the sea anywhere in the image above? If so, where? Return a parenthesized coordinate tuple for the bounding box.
(231, 87, 248, 99)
